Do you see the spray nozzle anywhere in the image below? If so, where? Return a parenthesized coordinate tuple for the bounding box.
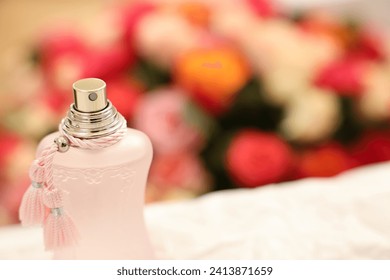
(73, 78, 107, 113)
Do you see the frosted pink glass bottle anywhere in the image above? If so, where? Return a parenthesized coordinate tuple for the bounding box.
(37, 78, 154, 259)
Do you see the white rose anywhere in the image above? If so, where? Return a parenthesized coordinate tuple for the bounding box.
(81, 11, 123, 49)
(238, 19, 340, 74)
(234, 19, 340, 106)
(5, 100, 59, 139)
(135, 11, 201, 67)
(359, 63, 390, 122)
(210, 4, 258, 45)
(280, 87, 340, 143)
(261, 67, 309, 105)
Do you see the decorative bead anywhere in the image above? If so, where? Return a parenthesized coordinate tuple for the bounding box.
(32, 181, 43, 189)
(55, 136, 70, 153)
(50, 207, 64, 217)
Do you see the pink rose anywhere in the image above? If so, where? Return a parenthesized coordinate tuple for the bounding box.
(133, 89, 203, 154)
(149, 153, 210, 191)
(245, 0, 276, 18)
(147, 153, 210, 202)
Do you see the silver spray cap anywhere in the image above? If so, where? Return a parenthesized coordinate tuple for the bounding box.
(61, 78, 126, 139)
(73, 78, 107, 112)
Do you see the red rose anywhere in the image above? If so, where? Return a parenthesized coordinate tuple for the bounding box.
(314, 57, 367, 95)
(352, 130, 390, 165)
(84, 44, 135, 81)
(39, 29, 135, 90)
(38, 29, 87, 89)
(38, 29, 86, 65)
(105, 78, 142, 121)
(1, 177, 30, 223)
(226, 130, 293, 188)
(295, 142, 357, 178)
(41, 87, 72, 116)
(350, 30, 385, 61)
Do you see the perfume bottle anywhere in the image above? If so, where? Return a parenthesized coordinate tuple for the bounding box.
(35, 78, 154, 259)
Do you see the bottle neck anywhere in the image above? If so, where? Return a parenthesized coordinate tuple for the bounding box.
(61, 101, 126, 139)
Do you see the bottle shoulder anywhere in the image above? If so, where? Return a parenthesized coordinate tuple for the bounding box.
(38, 128, 153, 168)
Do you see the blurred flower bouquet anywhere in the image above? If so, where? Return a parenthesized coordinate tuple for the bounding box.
(1, 0, 390, 224)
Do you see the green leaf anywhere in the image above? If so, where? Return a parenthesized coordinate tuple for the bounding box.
(131, 58, 171, 91)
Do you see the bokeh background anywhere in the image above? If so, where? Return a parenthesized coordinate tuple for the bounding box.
(0, 0, 390, 226)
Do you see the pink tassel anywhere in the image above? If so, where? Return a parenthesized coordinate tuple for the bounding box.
(19, 160, 46, 226)
(44, 208, 78, 250)
(43, 188, 78, 250)
(19, 182, 45, 226)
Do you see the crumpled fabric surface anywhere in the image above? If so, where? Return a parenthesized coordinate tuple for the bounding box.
(1, 162, 390, 259)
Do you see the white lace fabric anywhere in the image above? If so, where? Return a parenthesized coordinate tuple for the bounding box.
(1, 162, 390, 259)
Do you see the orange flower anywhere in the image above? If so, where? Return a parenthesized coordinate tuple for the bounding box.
(299, 12, 352, 50)
(295, 142, 357, 178)
(177, 2, 210, 28)
(174, 47, 250, 114)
